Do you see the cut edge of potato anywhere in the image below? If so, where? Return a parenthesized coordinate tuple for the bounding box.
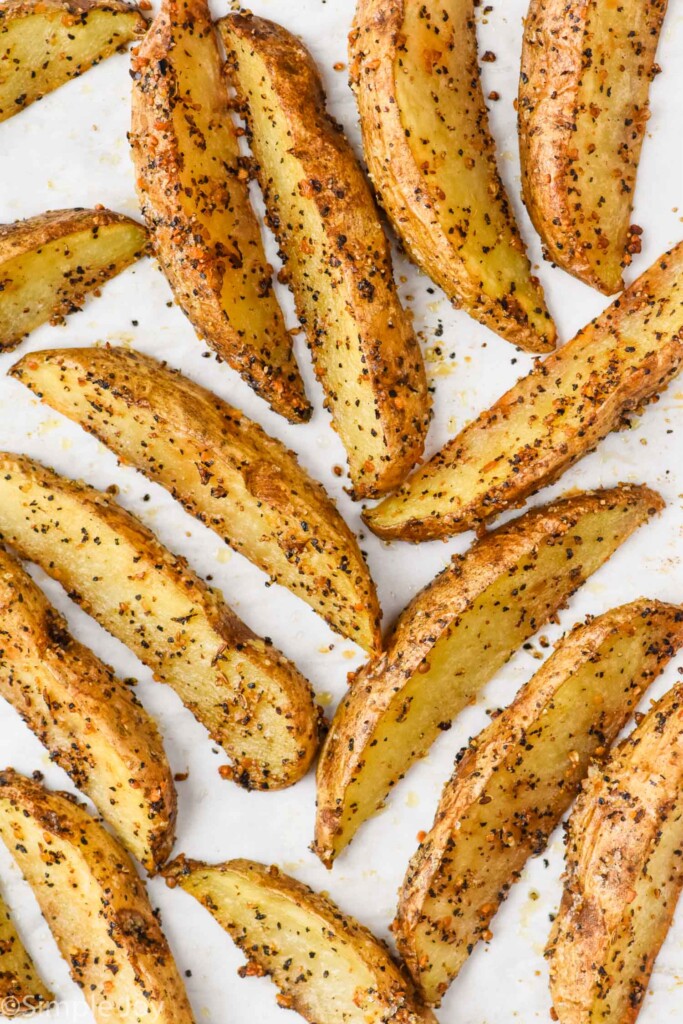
(0, 543, 177, 873)
(0, 451, 324, 792)
(130, 0, 311, 424)
(349, 0, 556, 353)
(363, 239, 683, 542)
(519, 0, 667, 294)
(219, 12, 431, 497)
(0, 770, 196, 1024)
(546, 681, 683, 1024)
(0, 208, 148, 352)
(164, 855, 438, 1024)
(0, 0, 147, 123)
(10, 345, 382, 655)
(395, 598, 683, 1005)
(314, 484, 663, 867)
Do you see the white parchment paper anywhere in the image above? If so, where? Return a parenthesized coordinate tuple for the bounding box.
(0, 0, 682, 1020)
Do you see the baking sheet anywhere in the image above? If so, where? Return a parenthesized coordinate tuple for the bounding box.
(0, 0, 682, 1020)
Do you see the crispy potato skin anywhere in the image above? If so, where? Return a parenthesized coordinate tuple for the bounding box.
(219, 14, 430, 499)
(0, 0, 145, 122)
(547, 684, 683, 1024)
(0, 453, 323, 791)
(365, 240, 683, 542)
(11, 346, 382, 654)
(0, 892, 52, 1016)
(0, 771, 195, 1024)
(0, 209, 148, 352)
(0, 545, 176, 873)
(314, 485, 662, 866)
(130, 0, 309, 423)
(396, 600, 683, 1005)
(165, 856, 437, 1024)
(519, 0, 668, 294)
(349, 0, 555, 353)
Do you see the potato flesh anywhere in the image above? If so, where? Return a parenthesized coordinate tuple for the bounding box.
(398, 606, 683, 1004)
(0, 455, 319, 790)
(317, 492, 656, 863)
(595, 797, 683, 1022)
(0, 776, 195, 1024)
(0, 6, 143, 122)
(175, 861, 436, 1024)
(0, 221, 146, 351)
(0, 893, 52, 1014)
(366, 242, 683, 539)
(549, 687, 683, 1024)
(520, 0, 667, 294)
(223, 19, 429, 497)
(0, 548, 175, 871)
(11, 347, 381, 652)
(132, 0, 308, 422)
(396, 0, 551, 346)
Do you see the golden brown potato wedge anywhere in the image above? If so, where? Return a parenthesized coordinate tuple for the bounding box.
(349, 0, 555, 353)
(0, 770, 195, 1024)
(219, 13, 430, 499)
(164, 856, 437, 1024)
(0, 453, 322, 791)
(11, 346, 382, 654)
(547, 682, 683, 1024)
(314, 485, 661, 867)
(519, 0, 668, 294)
(130, 0, 309, 424)
(0, 209, 148, 353)
(365, 240, 683, 542)
(0, 891, 52, 1016)
(396, 599, 683, 1005)
(0, 545, 176, 873)
(0, 0, 145, 123)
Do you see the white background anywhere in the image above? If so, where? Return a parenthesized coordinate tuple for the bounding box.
(0, 0, 682, 1020)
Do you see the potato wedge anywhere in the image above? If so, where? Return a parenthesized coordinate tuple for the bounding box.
(365, 240, 683, 542)
(0, 891, 52, 1016)
(547, 682, 683, 1024)
(0, 453, 322, 791)
(349, 0, 555, 353)
(11, 346, 381, 654)
(0, 209, 148, 353)
(130, 0, 309, 424)
(396, 599, 683, 1005)
(0, 545, 176, 873)
(519, 0, 668, 295)
(219, 13, 430, 498)
(164, 856, 437, 1024)
(0, 770, 195, 1024)
(314, 485, 661, 866)
(0, 0, 145, 123)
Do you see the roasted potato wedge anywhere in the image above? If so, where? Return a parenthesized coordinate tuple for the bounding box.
(366, 240, 683, 542)
(0, 209, 148, 353)
(314, 485, 661, 866)
(349, 0, 555, 353)
(0, 545, 176, 873)
(0, 770, 195, 1024)
(519, 0, 668, 294)
(547, 682, 683, 1024)
(396, 599, 683, 1005)
(0, 891, 52, 1016)
(130, 0, 309, 424)
(165, 856, 437, 1024)
(11, 346, 381, 654)
(0, 453, 322, 791)
(219, 13, 430, 498)
(0, 0, 145, 123)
